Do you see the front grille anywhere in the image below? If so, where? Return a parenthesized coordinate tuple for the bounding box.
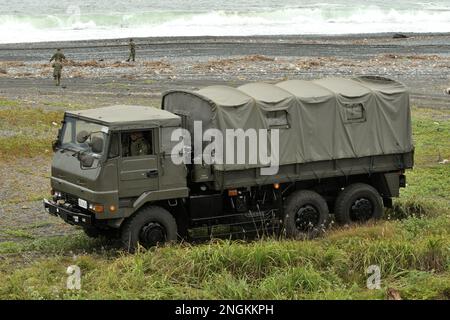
(59, 192, 87, 212)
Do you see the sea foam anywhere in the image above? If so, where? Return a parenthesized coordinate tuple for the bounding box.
(0, 5, 449, 43)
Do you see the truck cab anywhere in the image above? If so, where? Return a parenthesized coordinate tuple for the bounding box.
(44, 105, 188, 246)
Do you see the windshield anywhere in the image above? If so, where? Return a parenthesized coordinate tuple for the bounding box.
(60, 116, 108, 156)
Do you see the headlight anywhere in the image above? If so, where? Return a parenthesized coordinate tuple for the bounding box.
(89, 203, 104, 213)
(53, 191, 62, 199)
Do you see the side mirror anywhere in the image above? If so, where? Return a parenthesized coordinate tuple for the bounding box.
(76, 130, 90, 144)
(91, 136, 104, 154)
(52, 128, 62, 152)
(79, 153, 95, 168)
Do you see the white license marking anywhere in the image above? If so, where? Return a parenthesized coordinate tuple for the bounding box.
(78, 198, 88, 209)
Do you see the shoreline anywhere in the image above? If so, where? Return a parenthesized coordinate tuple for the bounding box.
(2, 32, 450, 49)
(1, 33, 449, 64)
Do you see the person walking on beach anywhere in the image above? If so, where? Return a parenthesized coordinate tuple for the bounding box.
(52, 60, 63, 86)
(126, 38, 136, 62)
(49, 48, 66, 86)
(50, 48, 66, 63)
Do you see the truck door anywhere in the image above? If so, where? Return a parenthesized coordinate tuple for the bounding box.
(118, 129, 159, 197)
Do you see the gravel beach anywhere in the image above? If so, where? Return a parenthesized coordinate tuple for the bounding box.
(1, 34, 450, 107)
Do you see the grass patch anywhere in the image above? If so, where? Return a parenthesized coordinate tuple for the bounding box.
(0, 136, 53, 159)
(42, 101, 86, 110)
(0, 98, 21, 108)
(410, 107, 450, 166)
(0, 232, 111, 255)
(1, 229, 35, 240)
(3, 191, 50, 204)
(0, 107, 62, 159)
(0, 212, 448, 299)
(0, 107, 62, 128)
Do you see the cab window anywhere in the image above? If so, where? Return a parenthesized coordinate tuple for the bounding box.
(108, 133, 120, 158)
(121, 130, 154, 157)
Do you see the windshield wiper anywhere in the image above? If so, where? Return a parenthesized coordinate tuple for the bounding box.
(57, 145, 83, 155)
(59, 146, 76, 154)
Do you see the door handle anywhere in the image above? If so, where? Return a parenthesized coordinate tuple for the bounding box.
(146, 169, 159, 178)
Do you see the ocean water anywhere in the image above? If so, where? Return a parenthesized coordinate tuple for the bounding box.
(0, 0, 449, 43)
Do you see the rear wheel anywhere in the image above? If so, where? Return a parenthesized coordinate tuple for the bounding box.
(121, 206, 177, 252)
(334, 183, 383, 225)
(284, 190, 329, 238)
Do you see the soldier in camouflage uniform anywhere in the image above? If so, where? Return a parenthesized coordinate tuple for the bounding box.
(50, 48, 66, 63)
(126, 39, 136, 62)
(52, 61, 63, 86)
(50, 49, 66, 86)
(129, 132, 150, 156)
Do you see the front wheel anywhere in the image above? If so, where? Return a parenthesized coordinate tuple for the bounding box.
(283, 190, 329, 239)
(121, 206, 177, 252)
(334, 183, 383, 225)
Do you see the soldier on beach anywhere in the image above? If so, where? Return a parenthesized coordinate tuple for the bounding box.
(49, 49, 66, 86)
(52, 60, 63, 86)
(50, 48, 66, 63)
(126, 39, 136, 62)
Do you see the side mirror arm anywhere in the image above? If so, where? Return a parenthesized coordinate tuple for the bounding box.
(52, 128, 62, 152)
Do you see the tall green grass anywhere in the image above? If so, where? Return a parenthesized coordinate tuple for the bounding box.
(0, 211, 448, 299)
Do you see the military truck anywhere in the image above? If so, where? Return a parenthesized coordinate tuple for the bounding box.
(44, 76, 414, 251)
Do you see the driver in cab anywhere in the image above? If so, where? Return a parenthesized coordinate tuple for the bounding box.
(129, 132, 150, 156)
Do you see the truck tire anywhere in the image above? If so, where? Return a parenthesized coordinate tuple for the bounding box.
(334, 183, 383, 225)
(284, 190, 329, 238)
(121, 206, 177, 252)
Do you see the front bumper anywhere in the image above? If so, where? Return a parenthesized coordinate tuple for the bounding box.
(43, 198, 93, 226)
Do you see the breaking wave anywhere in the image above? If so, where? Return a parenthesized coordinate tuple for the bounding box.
(1, 5, 449, 43)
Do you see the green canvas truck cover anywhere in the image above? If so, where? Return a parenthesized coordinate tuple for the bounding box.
(162, 76, 413, 171)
